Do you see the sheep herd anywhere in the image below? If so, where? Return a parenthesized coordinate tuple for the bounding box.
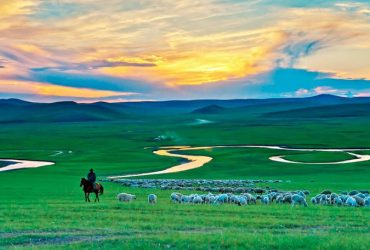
(106, 178, 288, 193)
(111, 179, 369, 208)
(169, 190, 309, 206)
(116, 189, 370, 207)
(311, 190, 370, 207)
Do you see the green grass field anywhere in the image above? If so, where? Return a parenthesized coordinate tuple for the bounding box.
(0, 111, 369, 249)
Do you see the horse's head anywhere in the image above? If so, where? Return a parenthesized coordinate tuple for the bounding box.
(80, 178, 86, 187)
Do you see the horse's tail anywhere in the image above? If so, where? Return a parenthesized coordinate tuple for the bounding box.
(99, 184, 104, 195)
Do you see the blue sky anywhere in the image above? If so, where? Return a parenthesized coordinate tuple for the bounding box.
(0, 0, 369, 102)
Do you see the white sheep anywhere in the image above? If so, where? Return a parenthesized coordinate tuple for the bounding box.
(297, 191, 306, 198)
(334, 197, 343, 206)
(214, 194, 228, 204)
(261, 195, 270, 205)
(345, 196, 357, 207)
(229, 195, 239, 204)
(192, 195, 203, 204)
(311, 197, 318, 205)
(237, 196, 247, 206)
(320, 195, 330, 205)
(148, 194, 157, 204)
(181, 195, 190, 203)
(276, 194, 284, 204)
(117, 193, 136, 202)
(170, 192, 182, 203)
(364, 197, 370, 207)
(352, 196, 365, 206)
(291, 194, 308, 207)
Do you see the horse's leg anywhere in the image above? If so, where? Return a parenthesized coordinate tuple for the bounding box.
(96, 191, 99, 202)
(85, 192, 88, 202)
(87, 193, 91, 202)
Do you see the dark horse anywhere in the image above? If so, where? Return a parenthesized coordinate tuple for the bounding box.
(80, 178, 104, 202)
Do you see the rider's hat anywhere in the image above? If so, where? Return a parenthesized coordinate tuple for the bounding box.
(90, 168, 94, 172)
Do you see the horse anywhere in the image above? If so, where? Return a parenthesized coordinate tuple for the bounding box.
(80, 178, 104, 202)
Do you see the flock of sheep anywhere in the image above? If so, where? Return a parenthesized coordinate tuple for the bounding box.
(107, 178, 289, 193)
(311, 190, 370, 207)
(168, 190, 309, 206)
(116, 189, 370, 207)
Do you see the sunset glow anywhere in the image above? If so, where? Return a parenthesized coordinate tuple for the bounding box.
(1, 0, 370, 101)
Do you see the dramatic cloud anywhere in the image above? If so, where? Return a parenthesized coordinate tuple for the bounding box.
(0, 0, 369, 101)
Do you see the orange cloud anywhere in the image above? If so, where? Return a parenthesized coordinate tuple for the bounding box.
(0, 80, 136, 98)
(1, 0, 370, 101)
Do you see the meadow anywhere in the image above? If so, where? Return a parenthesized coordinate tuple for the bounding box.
(0, 102, 369, 249)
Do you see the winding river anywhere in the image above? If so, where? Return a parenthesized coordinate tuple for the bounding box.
(0, 159, 54, 172)
(1, 146, 369, 176)
(107, 145, 370, 179)
(0, 150, 65, 172)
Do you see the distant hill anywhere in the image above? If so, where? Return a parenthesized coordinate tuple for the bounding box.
(1, 94, 370, 123)
(265, 102, 370, 118)
(0, 101, 127, 123)
(0, 98, 33, 106)
(191, 105, 226, 114)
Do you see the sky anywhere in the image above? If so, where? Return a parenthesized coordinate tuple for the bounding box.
(0, 0, 370, 102)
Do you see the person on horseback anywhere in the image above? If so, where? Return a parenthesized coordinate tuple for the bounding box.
(87, 168, 97, 190)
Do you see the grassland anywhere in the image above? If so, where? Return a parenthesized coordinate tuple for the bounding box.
(0, 106, 369, 249)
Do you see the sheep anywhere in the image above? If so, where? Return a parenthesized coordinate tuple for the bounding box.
(349, 190, 359, 196)
(269, 192, 279, 202)
(319, 195, 330, 205)
(297, 191, 306, 198)
(202, 194, 212, 204)
(276, 194, 284, 204)
(339, 195, 349, 203)
(329, 193, 338, 204)
(345, 196, 357, 207)
(352, 196, 365, 206)
(291, 194, 308, 207)
(311, 197, 318, 205)
(182, 195, 191, 203)
(355, 193, 366, 199)
(229, 195, 240, 204)
(170, 192, 182, 203)
(364, 197, 370, 207)
(321, 190, 332, 195)
(334, 197, 343, 206)
(214, 194, 228, 204)
(208, 195, 216, 204)
(241, 193, 256, 204)
(253, 188, 265, 195)
(302, 190, 310, 196)
(247, 194, 257, 204)
(282, 194, 292, 204)
(117, 193, 136, 202)
(311, 194, 323, 205)
(192, 195, 203, 204)
(261, 195, 270, 205)
(148, 194, 157, 204)
(237, 196, 247, 206)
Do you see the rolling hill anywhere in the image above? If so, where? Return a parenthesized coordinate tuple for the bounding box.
(191, 105, 226, 114)
(266, 102, 370, 118)
(1, 94, 370, 123)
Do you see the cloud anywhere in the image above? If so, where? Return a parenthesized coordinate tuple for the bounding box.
(354, 91, 370, 97)
(0, 79, 138, 99)
(0, 0, 370, 101)
(25, 70, 157, 93)
(31, 59, 156, 72)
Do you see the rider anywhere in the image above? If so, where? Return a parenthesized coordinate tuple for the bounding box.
(87, 168, 97, 190)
